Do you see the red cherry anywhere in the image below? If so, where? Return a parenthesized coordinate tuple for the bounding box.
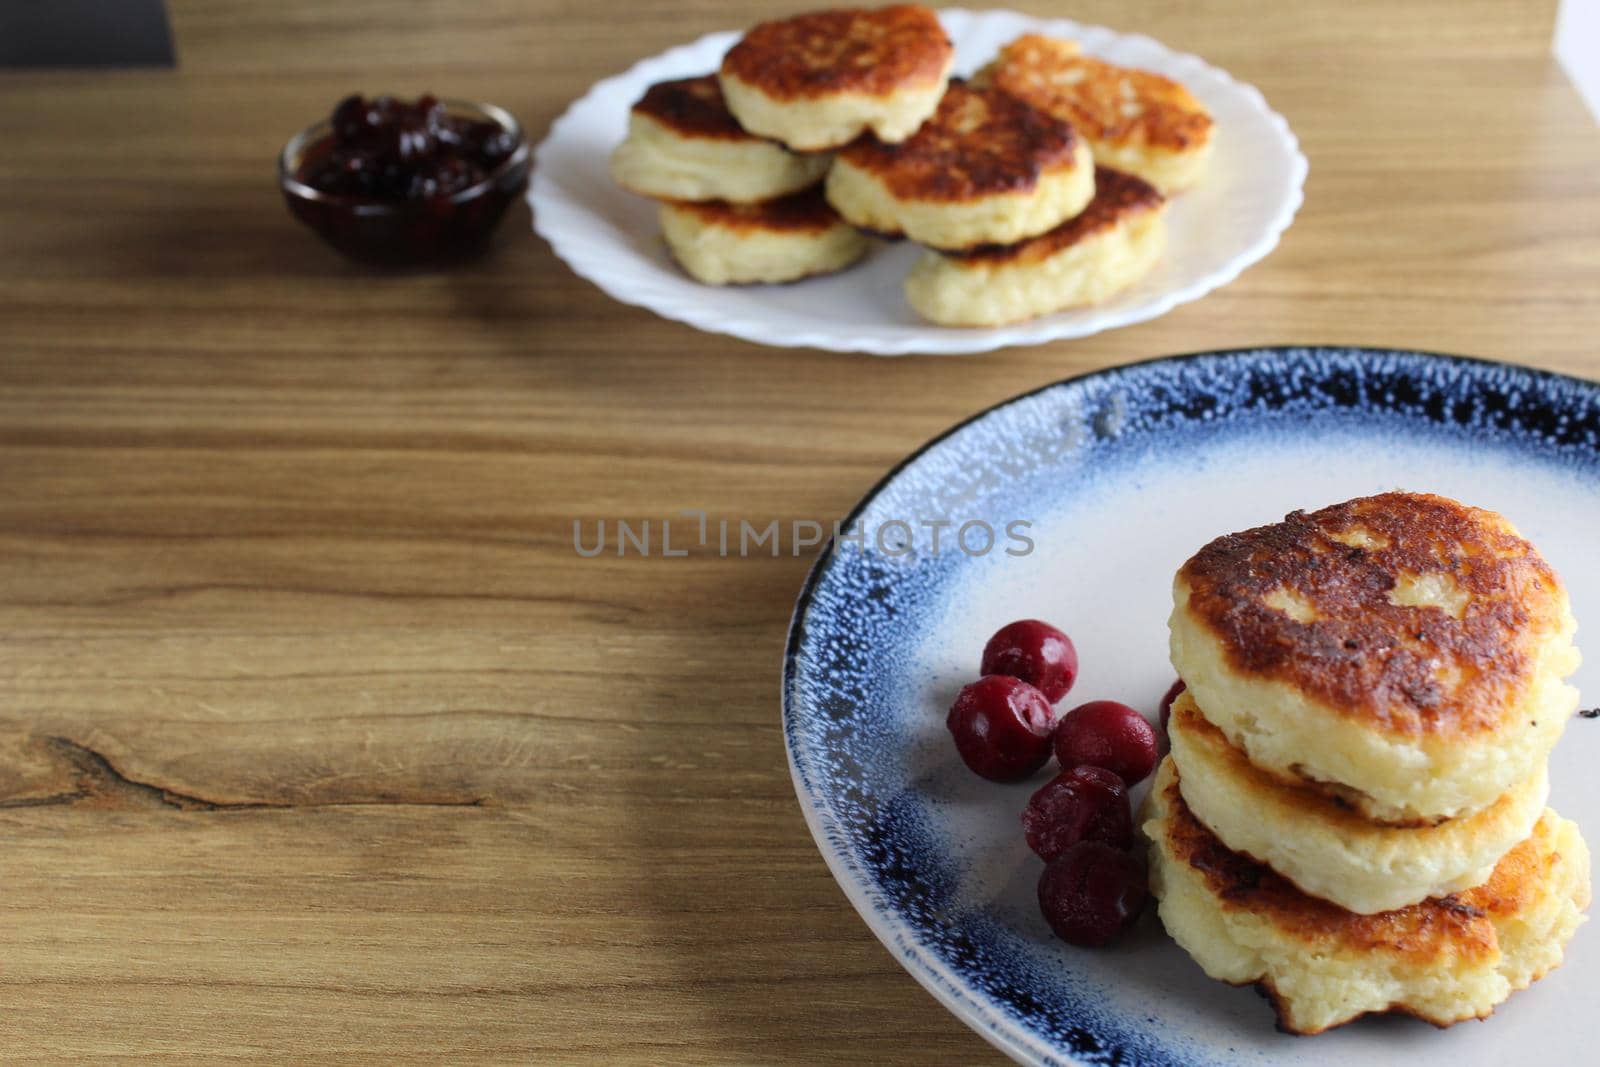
(946, 675, 1057, 782)
(1021, 766, 1133, 860)
(1159, 679, 1186, 733)
(1038, 841, 1148, 946)
(980, 619, 1079, 703)
(1054, 700, 1159, 786)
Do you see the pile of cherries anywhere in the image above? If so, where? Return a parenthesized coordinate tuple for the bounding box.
(299, 94, 520, 201)
(946, 620, 1179, 947)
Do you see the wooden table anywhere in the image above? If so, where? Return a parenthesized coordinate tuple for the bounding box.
(2, 1, 1597, 1061)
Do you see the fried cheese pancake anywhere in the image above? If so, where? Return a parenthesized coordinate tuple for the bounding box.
(826, 80, 1095, 250)
(610, 75, 831, 203)
(1170, 492, 1580, 823)
(658, 186, 867, 285)
(977, 34, 1213, 194)
(719, 5, 953, 151)
(1168, 692, 1548, 914)
(1144, 757, 1590, 1035)
(903, 166, 1163, 326)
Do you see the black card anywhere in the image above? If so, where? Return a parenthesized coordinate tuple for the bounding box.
(0, 0, 176, 68)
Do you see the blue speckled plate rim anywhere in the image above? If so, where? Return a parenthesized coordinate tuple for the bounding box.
(779, 345, 1600, 1067)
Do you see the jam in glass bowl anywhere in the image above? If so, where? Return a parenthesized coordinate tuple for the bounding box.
(279, 95, 531, 263)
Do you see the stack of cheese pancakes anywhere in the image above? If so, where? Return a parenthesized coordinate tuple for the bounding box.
(609, 6, 1215, 324)
(1144, 491, 1591, 1034)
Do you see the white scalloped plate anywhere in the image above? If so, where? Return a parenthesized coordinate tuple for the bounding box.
(531, 9, 1307, 355)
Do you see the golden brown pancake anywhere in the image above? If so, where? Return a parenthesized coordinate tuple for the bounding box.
(1145, 757, 1591, 1034)
(1178, 492, 1569, 740)
(836, 80, 1080, 203)
(976, 34, 1213, 193)
(610, 75, 832, 203)
(940, 166, 1161, 265)
(1170, 491, 1581, 823)
(657, 186, 868, 285)
(901, 166, 1165, 326)
(825, 80, 1096, 250)
(1161, 771, 1504, 960)
(985, 35, 1212, 151)
(717, 6, 953, 151)
(721, 5, 951, 102)
(1167, 693, 1548, 913)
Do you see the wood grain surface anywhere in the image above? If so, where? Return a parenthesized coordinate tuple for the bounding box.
(2, 1, 1597, 1062)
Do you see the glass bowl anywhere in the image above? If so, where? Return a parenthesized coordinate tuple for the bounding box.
(279, 98, 532, 264)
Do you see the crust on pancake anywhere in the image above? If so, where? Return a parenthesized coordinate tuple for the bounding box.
(1168, 692, 1548, 914)
(936, 166, 1162, 266)
(721, 6, 951, 101)
(633, 75, 758, 141)
(834, 80, 1082, 202)
(719, 6, 953, 150)
(658, 188, 867, 285)
(825, 80, 1095, 249)
(1145, 758, 1591, 1035)
(610, 76, 832, 203)
(1179, 492, 1571, 737)
(665, 188, 845, 234)
(903, 166, 1164, 326)
(977, 34, 1213, 193)
(1171, 491, 1581, 822)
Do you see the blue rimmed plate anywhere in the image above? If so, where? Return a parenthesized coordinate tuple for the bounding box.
(782, 347, 1600, 1065)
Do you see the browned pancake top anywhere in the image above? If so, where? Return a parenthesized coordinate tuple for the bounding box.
(721, 5, 952, 101)
(1179, 492, 1568, 737)
(943, 166, 1161, 266)
(837, 80, 1081, 201)
(667, 186, 842, 234)
(1158, 768, 1554, 962)
(988, 34, 1213, 150)
(633, 75, 756, 142)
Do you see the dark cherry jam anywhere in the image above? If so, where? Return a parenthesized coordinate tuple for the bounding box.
(281, 94, 530, 263)
(301, 94, 517, 200)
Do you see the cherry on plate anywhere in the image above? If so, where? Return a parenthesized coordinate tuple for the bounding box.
(1021, 765, 1133, 859)
(1054, 700, 1159, 786)
(980, 619, 1078, 703)
(1038, 841, 1148, 947)
(946, 675, 1057, 782)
